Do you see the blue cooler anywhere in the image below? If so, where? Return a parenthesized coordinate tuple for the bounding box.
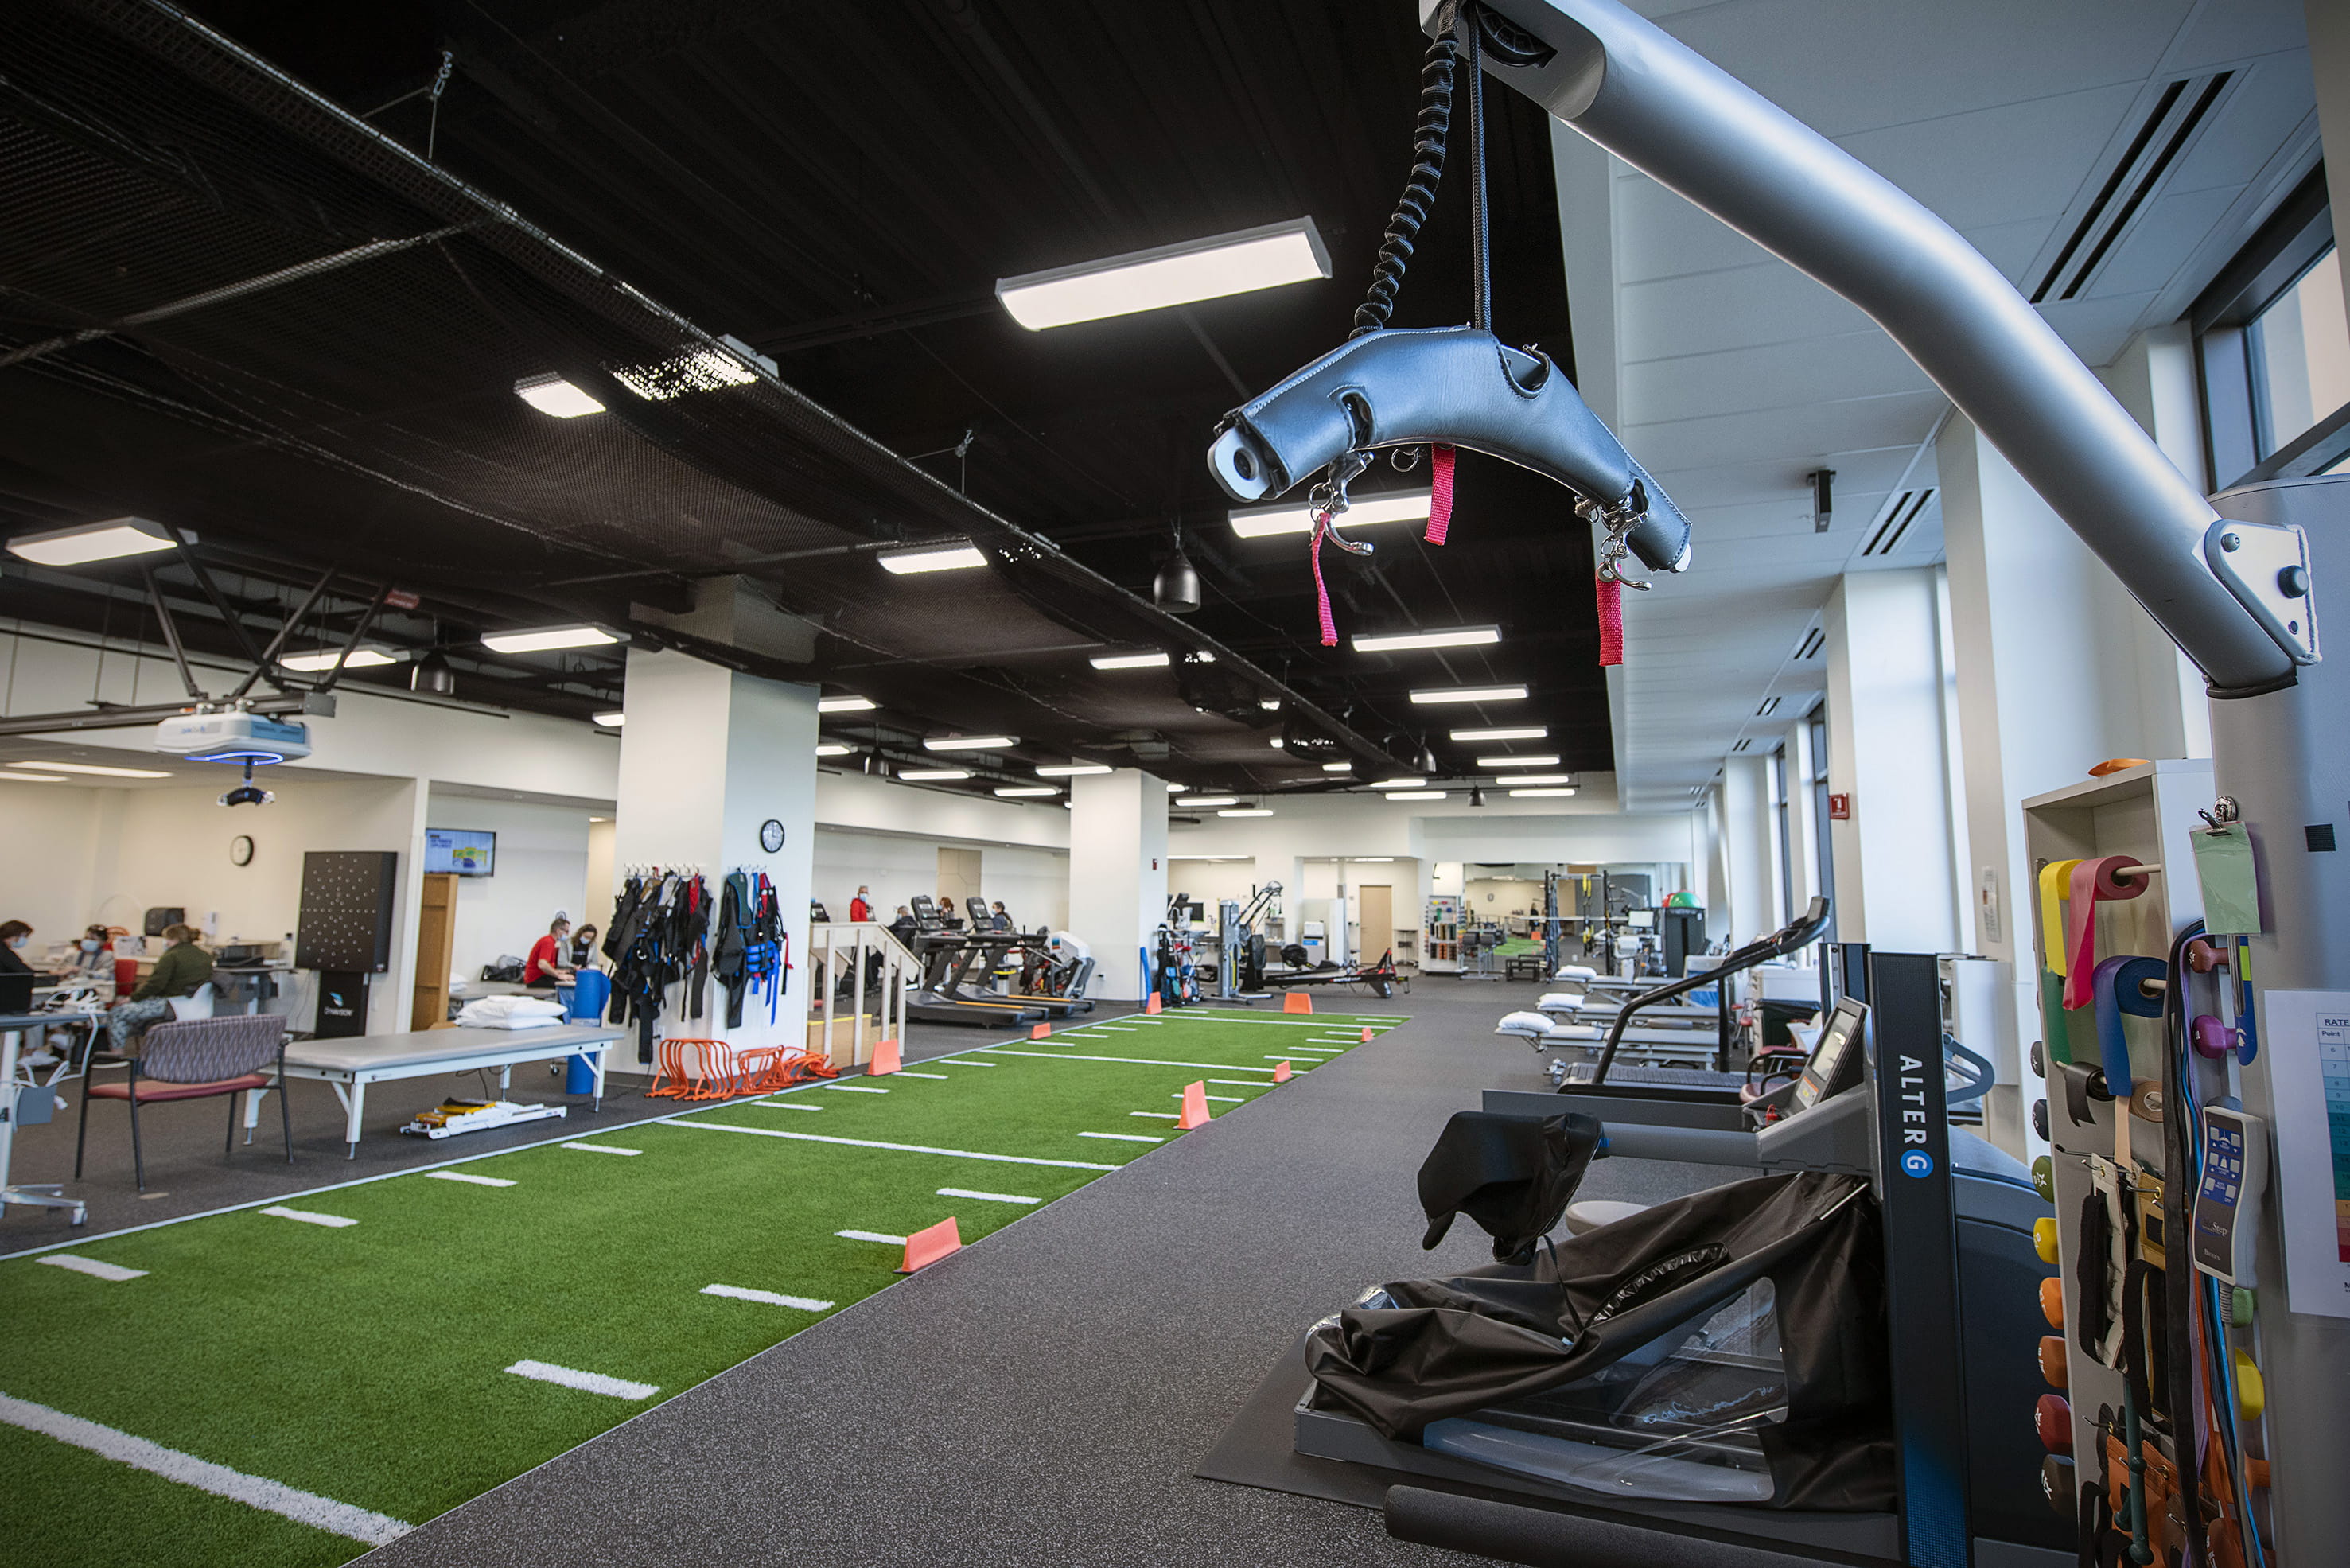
(564, 971, 612, 1094)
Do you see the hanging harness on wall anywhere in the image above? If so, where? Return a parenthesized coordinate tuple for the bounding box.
(603, 868, 709, 1064)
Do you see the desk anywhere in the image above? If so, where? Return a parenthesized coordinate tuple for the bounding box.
(0, 1012, 86, 1225)
(258, 1023, 623, 1157)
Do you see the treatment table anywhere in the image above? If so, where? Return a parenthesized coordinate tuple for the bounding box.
(251, 1023, 624, 1157)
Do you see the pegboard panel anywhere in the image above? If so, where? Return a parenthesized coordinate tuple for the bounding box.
(295, 851, 399, 973)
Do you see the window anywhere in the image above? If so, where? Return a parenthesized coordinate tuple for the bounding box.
(2194, 167, 2350, 486)
(1770, 747, 1793, 929)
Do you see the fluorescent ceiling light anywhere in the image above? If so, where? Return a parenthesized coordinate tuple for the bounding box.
(1177, 796, 1239, 808)
(1090, 652, 1170, 670)
(996, 216, 1330, 331)
(0, 772, 67, 783)
(897, 768, 971, 782)
(1410, 685, 1528, 705)
(6, 516, 181, 566)
(514, 372, 605, 418)
(1269, 737, 1284, 749)
(1173, 855, 1252, 862)
(1035, 763, 1111, 777)
(1352, 857, 1396, 862)
(817, 695, 875, 713)
(877, 543, 987, 574)
(1510, 788, 1580, 799)
(1451, 726, 1547, 742)
(1165, 782, 1186, 792)
(1349, 624, 1501, 653)
(924, 735, 1017, 752)
(279, 647, 398, 673)
(1258, 698, 1282, 710)
(480, 624, 622, 654)
(1504, 773, 1576, 785)
(611, 347, 760, 402)
(1384, 790, 1448, 801)
(592, 711, 625, 727)
(1371, 776, 1426, 789)
(1217, 807, 1274, 818)
(1321, 761, 1352, 773)
(994, 785, 1060, 798)
(10, 759, 172, 779)
(815, 742, 854, 757)
(1479, 755, 1562, 769)
(1230, 489, 1431, 540)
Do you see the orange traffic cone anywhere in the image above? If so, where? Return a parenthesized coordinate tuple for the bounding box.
(1175, 1081, 1211, 1129)
(1361, 1027, 1373, 1043)
(1144, 992, 1162, 1014)
(897, 1216, 963, 1273)
(1030, 1022, 1052, 1039)
(870, 1037, 901, 1076)
(1282, 992, 1313, 1014)
(1273, 1060, 1292, 1083)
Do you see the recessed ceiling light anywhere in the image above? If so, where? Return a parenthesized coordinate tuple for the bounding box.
(994, 785, 1060, 798)
(1409, 684, 1528, 705)
(6, 516, 184, 566)
(1504, 773, 1576, 785)
(817, 695, 876, 713)
(514, 372, 605, 418)
(1349, 624, 1501, 653)
(897, 768, 971, 782)
(1268, 737, 1285, 749)
(995, 216, 1330, 330)
(480, 624, 622, 654)
(10, 759, 173, 779)
(1320, 761, 1352, 772)
(1177, 796, 1239, 807)
(1479, 754, 1562, 769)
(924, 735, 1017, 752)
(1383, 790, 1448, 801)
(1230, 489, 1431, 539)
(592, 711, 625, 727)
(1258, 698, 1282, 710)
(589, 816, 609, 823)
(877, 543, 988, 574)
(815, 742, 854, 757)
(1035, 763, 1112, 776)
(1450, 726, 1547, 742)
(1217, 807, 1274, 818)
(279, 647, 399, 672)
(0, 772, 68, 783)
(1509, 787, 1580, 798)
(1090, 651, 1171, 670)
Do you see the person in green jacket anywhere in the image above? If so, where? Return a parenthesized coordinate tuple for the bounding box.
(106, 924, 214, 1051)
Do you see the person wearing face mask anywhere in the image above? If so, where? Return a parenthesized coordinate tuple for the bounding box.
(70, 925, 113, 979)
(0, 920, 37, 978)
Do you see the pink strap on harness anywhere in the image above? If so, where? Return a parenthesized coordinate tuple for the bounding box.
(1310, 512, 1340, 647)
(1596, 574, 1624, 667)
(1424, 445, 1455, 543)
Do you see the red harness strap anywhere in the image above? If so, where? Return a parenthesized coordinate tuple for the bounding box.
(1424, 445, 1456, 544)
(1595, 574, 1624, 667)
(1309, 512, 1340, 647)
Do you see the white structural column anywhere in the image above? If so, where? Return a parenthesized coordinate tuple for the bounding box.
(1066, 768, 1168, 1000)
(609, 635, 819, 1070)
(1717, 754, 1773, 947)
(1820, 566, 1962, 953)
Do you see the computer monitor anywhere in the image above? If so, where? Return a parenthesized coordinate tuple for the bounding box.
(1624, 909, 1656, 929)
(1793, 996, 1869, 1111)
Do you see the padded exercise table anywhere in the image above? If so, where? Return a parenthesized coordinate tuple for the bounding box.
(263, 1024, 624, 1157)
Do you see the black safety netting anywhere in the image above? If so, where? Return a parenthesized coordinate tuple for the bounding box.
(0, 0, 1408, 784)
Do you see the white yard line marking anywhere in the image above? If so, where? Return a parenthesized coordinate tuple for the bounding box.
(1264, 1055, 1325, 1063)
(837, 1229, 908, 1245)
(1080, 1130, 1163, 1143)
(937, 1187, 1041, 1204)
(1129, 1111, 1180, 1119)
(1179, 1093, 1244, 1103)
(36, 1255, 145, 1282)
(0, 1391, 411, 1546)
(260, 1205, 356, 1228)
(825, 1084, 890, 1094)
(893, 1071, 949, 1079)
(504, 1360, 659, 1401)
(933, 1058, 997, 1067)
(1151, 1014, 1398, 1029)
(1210, 1079, 1275, 1087)
(663, 1121, 1116, 1170)
(749, 1100, 823, 1111)
(424, 1171, 515, 1188)
(562, 1142, 642, 1154)
(981, 1049, 1274, 1073)
(1095, 1025, 1138, 1032)
(702, 1283, 833, 1311)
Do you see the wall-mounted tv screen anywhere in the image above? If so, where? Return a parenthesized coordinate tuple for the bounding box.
(423, 828, 496, 877)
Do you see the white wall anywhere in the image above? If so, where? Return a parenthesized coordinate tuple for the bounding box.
(812, 828, 1070, 932)
(0, 779, 102, 951)
(422, 792, 594, 982)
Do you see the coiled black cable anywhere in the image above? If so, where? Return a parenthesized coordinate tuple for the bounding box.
(1351, 33, 1460, 337)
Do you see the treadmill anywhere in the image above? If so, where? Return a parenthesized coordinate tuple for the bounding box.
(901, 897, 1046, 1029)
(954, 898, 1093, 1018)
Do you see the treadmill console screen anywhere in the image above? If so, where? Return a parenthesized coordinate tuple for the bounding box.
(1794, 998, 1869, 1111)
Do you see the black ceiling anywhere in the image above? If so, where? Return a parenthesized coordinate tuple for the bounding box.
(0, 0, 1609, 794)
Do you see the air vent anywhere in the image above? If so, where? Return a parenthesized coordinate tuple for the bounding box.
(2030, 72, 2233, 305)
(1732, 737, 1753, 753)
(1757, 696, 1781, 717)
(1863, 488, 1935, 557)
(1795, 628, 1826, 661)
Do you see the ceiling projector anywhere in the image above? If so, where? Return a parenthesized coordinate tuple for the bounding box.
(154, 710, 313, 765)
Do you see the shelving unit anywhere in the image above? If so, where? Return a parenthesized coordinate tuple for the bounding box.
(1422, 896, 1461, 975)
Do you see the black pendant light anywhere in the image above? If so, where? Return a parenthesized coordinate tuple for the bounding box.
(1418, 738, 1441, 775)
(410, 649, 455, 696)
(1154, 518, 1202, 613)
(1469, 782, 1486, 808)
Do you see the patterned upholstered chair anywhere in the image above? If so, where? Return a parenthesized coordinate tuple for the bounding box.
(76, 1014, 291, 1191)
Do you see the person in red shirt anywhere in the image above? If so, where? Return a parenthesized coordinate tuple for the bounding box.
(848, 886, 873, 923)
(524, 916, 576, 988)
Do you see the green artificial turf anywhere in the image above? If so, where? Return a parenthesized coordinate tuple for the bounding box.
(0, 1010, 1399, 1568)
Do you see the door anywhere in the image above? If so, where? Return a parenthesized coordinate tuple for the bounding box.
(409, 872, 458, 1029)
(1358, 885, 1393, 965)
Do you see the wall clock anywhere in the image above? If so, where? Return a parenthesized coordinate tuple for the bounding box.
(759, 819, 786, 854)
(230, 834, 255, 866)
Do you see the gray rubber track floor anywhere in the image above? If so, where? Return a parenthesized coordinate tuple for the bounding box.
(356, 979, 1728, 1567)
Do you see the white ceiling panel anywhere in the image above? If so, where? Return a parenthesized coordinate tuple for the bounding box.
(1619, 330, 1928, 426)
(1617, 255, 1877, 360)
(1830, 86, 2143, 230)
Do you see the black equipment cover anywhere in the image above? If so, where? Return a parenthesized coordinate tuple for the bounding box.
(1305, 1171, 1892, 1510)
(1418, 1111, 1603, 1264)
